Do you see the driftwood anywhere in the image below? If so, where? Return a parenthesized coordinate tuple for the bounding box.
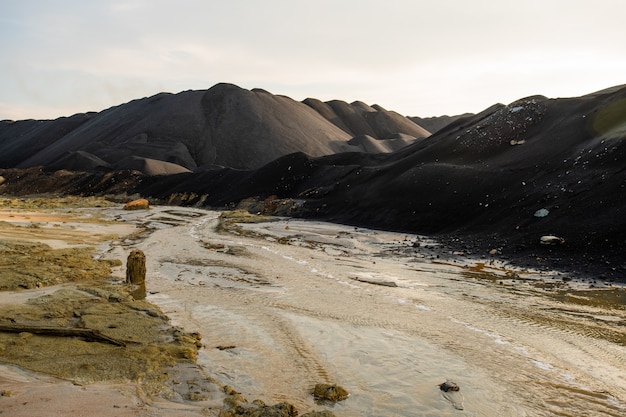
(351, 277, 398, 287)
(0, 323, 126, 347)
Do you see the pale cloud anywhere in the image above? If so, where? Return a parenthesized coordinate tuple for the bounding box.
(108, 0, 147, 14)
(1, 0, 625, 120)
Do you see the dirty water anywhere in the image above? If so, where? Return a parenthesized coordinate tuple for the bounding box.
(90, 205, 626, 416)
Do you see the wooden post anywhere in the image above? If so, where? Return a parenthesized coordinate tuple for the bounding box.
(126, 249, 146, 285)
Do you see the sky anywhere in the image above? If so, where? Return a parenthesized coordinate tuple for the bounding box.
(1, 0, 625, 120)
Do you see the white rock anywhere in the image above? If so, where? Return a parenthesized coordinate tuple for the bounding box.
(540, 235, 564, 245)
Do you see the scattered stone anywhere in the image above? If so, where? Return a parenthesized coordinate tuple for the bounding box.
(534, 208, 550, 218)
(223, 385, 240, 396)
(187, 391, 210, 401)
(123, 198, 150, 210)
(220, 400, 297, 417)
(302, 412, 337, 417)
(126, 249, 146, 284)
(0, 176, 5, 186)
(540, 235, 565, 245)
(489, 248, 499, 255)
(439, 380, 464, 410)
(439, 380, 460, 392)
(313, 383, 349, 402)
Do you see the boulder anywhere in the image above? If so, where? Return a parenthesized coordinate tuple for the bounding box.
(312, 384, 349, 401)
(439, 380, 464, 410)
(123, 198, 150, 210)
(439, 380, 460, 392)
(220, 400, 297, 417)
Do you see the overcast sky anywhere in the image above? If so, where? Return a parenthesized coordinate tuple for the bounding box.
(1, 0, 625, 120)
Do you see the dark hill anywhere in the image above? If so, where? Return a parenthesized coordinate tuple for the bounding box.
(1, 84, 625, 282)
(0, 83, 430, 173)
(303, 98, 430, 140)
(410, 113, 474, 134)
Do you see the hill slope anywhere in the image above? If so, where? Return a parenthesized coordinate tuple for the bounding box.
(410, 113, 474, 134)
(0, 84, 429, 172)
(1, 84, 625, 281)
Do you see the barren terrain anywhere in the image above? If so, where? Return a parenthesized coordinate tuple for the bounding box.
(1, 199, 625, 416)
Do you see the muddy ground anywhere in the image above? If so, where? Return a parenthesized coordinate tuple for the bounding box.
(0, 196, 342, 417)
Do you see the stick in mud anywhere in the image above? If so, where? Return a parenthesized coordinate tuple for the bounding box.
(0, 323, 127, 347)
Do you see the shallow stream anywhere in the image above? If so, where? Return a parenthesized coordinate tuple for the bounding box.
(105, 206, 626, 416)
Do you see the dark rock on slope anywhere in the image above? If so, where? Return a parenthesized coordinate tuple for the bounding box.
(0, 84, 429, 173)
(1, 85, 625, 282)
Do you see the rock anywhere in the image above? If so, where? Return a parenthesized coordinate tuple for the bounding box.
(312, 383, 349, 402)
(439, 380, 464, 410)
(126, 249, 146, 284)
(123, 198, 150, 210)
(540, 235, 565, 245)
(302, 412, 336, 417)
(534, 208, 550, 218)
(439, 380, 460, 392)
(0, 176, 5, 186)
(221, 400, 297, 417)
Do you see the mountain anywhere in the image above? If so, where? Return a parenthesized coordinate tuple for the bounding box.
(1, 84, 625, 281)
(0, 83, 430, 173)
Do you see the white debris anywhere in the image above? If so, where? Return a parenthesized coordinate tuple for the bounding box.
(540, 235, 565, 245)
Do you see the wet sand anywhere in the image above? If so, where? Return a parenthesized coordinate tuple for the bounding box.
(124, 206, 626, 416)
(0, 364, 147, 417)
(2, 203, 626, 416)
